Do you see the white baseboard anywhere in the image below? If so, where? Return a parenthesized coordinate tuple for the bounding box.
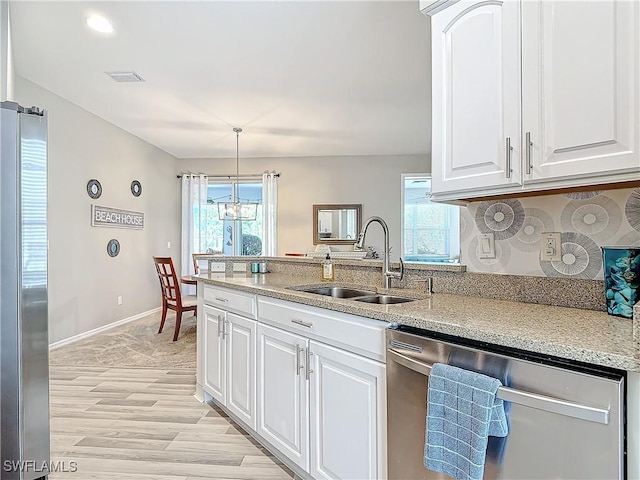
(49, 307, 162, 350)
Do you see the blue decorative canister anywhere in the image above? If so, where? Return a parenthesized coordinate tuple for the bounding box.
(602, 247, 640, 318)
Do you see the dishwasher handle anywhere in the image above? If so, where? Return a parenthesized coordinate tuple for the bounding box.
(387, 348, 611, 425)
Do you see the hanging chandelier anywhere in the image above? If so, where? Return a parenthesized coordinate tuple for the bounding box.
(218, 127, 258, 221)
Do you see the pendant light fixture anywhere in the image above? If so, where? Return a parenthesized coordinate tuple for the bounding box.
(218, 127, 258, 221)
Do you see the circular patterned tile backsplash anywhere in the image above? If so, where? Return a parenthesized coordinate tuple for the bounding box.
(539, 232, 601, 279)
(475, 199, 525, 240)
(626, 188, 640, 232)
(511, 207, 555, 252)
(560, 195, 622, 242)
(564, 191, 602, 200)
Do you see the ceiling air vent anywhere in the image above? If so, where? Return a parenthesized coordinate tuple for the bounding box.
(105, 71, 145, 83)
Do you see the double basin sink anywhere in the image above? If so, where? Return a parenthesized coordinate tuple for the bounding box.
(291, 285, 415, 304)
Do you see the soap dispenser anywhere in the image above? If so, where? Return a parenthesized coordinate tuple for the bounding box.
(322, 254, 334, 282)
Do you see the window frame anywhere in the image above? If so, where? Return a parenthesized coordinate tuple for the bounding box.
(204, 178, 264, 256)
(400, 173, 461, 263)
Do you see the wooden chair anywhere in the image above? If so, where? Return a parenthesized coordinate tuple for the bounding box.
(153, 256, 197, 341)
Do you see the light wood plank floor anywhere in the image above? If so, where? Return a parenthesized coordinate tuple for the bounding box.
(49, 312, 294, 479)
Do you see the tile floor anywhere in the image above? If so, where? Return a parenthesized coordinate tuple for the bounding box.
(48, 311, 293, 479)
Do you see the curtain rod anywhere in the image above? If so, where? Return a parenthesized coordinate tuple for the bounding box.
(176, 172, 280, 179)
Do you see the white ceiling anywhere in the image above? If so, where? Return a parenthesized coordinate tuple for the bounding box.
(10, 1, 431, 159)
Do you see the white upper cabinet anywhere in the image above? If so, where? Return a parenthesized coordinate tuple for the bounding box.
(425, 0, 640, 202)
(522, 0, 640, 188)
(430, 0, 522, 198)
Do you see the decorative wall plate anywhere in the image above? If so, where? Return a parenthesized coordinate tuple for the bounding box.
(107, 239, 120, 257)
(131, 180, 142, 197)
(87, 179, 102, 199)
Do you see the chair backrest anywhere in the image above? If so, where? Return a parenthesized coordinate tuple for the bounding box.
(153, 257, 182, 307)
(192, 254, 199, 274)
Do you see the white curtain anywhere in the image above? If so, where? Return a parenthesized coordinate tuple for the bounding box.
(181, 174, 208, 294)
(262, 172, 278, 256)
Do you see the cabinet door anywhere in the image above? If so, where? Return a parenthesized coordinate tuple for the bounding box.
(203, 305, 226, 404)
(309, 341, 386, 480)
(431, 0, 521, 199)
(257, 324, 309, 471)
(522, 0, 640, 186)
(226, 313, 257, 430)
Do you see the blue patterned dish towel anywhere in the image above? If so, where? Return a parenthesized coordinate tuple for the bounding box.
(424, 363, 508, 480)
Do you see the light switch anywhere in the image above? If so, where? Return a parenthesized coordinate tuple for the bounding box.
(540, 232, 562, 262)
(478, 233, 495, 259)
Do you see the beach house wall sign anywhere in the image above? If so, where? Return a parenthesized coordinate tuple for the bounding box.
(91, 205, 144, 230)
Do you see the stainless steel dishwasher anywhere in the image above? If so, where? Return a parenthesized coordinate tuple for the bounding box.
(387, 325, 625, 480)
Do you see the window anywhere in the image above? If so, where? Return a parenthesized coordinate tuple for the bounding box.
(200, 181, 264, 256)
(402, 174, 460, 263)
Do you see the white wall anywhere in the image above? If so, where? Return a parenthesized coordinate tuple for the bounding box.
(16, 77, 181, 344)
(179, 155, 427, 259)
(0, 0, 15, 101)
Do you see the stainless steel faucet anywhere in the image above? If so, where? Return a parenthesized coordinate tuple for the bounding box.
(355, 216, 404, 289)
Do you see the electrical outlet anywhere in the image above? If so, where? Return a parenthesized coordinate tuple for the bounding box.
(210, 262, 225, 273)
(233, 262, 247, 272)
(540, 232, 562, 262)
(478, 233, 495, 259)
(167, 241, 171, 248)
(117, 296, 123, 305)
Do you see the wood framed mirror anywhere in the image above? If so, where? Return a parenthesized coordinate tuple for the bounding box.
(313, 204, 362, 245)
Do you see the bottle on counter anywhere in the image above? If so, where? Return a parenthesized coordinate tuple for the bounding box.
(322, 253, 334, 282)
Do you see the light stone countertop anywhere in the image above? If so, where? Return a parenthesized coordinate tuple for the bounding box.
(195, 273, 640, 372)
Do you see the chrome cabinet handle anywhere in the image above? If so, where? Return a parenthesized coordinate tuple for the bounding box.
(387, 348, 610, 425)
(296, 345, 304, 376)
(291, 319, 313, 328)
(222, 319, 229, 339)
(505, 137, 513, 178)
(525, 131, 533, 175)
(214, 297, 228, 303)
(305, 349, 314, 380)
(217, 315, 223, 338)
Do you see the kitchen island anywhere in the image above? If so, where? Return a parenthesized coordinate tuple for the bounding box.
(194, 271, 640, 480)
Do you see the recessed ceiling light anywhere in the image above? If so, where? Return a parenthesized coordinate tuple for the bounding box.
(86, 15, 114, 34)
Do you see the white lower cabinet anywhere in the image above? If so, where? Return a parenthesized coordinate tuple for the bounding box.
(226, 312, 256, 429)
(256, 323, 386, 479)
(309, 340, 386, 480)
(199, 288, 387, 479)
(201, 303, 257, 430)
(257, 324, 310, 471)
(203, 304, 226, 404)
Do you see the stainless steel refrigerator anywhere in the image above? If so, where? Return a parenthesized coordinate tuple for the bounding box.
(1, 101, 50, 480)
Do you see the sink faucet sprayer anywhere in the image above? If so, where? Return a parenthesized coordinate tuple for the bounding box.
(355, 216, 404, 289)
